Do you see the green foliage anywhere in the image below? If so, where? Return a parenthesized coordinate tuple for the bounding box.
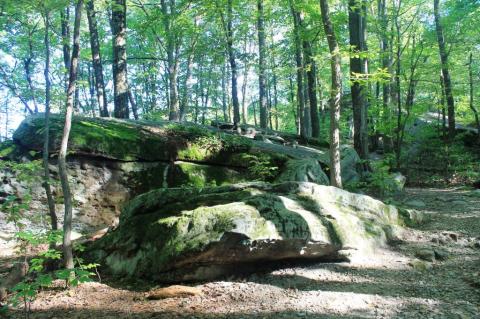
(242, 153, 280, 181)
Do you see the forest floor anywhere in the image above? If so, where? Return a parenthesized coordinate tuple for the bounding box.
(1, 187, 480, 319)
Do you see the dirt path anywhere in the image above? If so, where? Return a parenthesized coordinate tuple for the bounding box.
(3, 188, 480, 319)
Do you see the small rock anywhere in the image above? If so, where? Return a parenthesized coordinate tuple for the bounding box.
(409, 259, 433, 271)
(433, 249, 449, 261)
(473, 241, 480, 249)
(415, 249, 435, 262)
(405, 199, 426, 209)
(442, 232, 459, 241)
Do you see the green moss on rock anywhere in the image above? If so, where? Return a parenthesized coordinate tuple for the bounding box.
(90, 182, 405, 282)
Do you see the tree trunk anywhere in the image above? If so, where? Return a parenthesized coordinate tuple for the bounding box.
(469, 52, 480, 142)
(440, 74, 447, 139)
(241, 36, 250, 125)
(59, 0, 83, 271)
(225, 0, 241, 124)
(434, 0, 455, 140)
(180, 35, 197, 121)
(222, 60, 229, 122)
(24, 32, 39, 114)
(42, 11, 57, 232)
(303, 41, 320, 138)
(290, 2, 307, 137)
(319, 0, 342, 188)
(129, 89, 139, 120)
(348, 0, 369, 163)
(111, 0, 129, 119)
(289, 76, 300, 134)
(61, 6, 71, 91)
(86, 0, 109, 117)
(394, 3, 402, 169)
(161, 0, 180, 121)
(378, 0, 391, 114)
(257, 0, 268, 129)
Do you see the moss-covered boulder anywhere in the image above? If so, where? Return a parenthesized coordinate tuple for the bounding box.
(90, 182, 404, 282)
(275, 159, 329, 185)
(12, 114, 255, 166)
(11, 114, 363, 184)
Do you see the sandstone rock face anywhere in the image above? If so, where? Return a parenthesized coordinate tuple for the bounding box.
(1, 115, 364, 255)
(90, 182, 404, 282)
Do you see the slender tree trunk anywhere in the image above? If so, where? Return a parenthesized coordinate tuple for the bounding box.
(61, 6, 71, 91)
(348, 0, 369, 163)
(257, 0, 268, 129)
(111, 0, 129, 118)
(303, 41, 320, 138)
(440, 74, 447, 139)
(394, 3, 402, 169)
(289, 76, 299, 134)
(129, 89, 139, 120)
(24, 33, 39, 113)
(378, 0, 390, 114)
(469, 52, 480, 142)
(59, 0, 83, 271)
(86, 0, 109, 117)
(434, 0, 455, 140)
(241, 36, 250, 125)
(225, 0, 241, 124)
(42, 11, 57, 232)
(222, 60, 229, 122)
(290, 2, 307, 137)
(180, 35, 197, 121)
(161, 0, 180, 121)
(86, 64, 97, 116)
(319, 0, 342, 188)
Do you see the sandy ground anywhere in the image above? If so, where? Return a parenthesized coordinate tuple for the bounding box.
(1, 187, 479, 319)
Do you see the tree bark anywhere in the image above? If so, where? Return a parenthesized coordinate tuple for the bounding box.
(180, 33, 197, 121)
(111, 0, 129, 118)
(42, 11, 57, 232)
(59, 0, 83, 271)
(290, 2, 308, 137)
(225, 0, 241, 124)
(434, 0, 455, 140)
(129, 89, 139, 120)
(161, 0, 180, 121)
(24, 31, 39, 114)
(469, 52, 480, 142)
(222, 59, 229, 122)
(378, 0, 391, 114)
(60, 5, 71, 91)
(86, 0, 109, 117)
(303, 40, 320, 138)
(348, 0, 369, 163)
(257, 0, 268, 129)
(319, 0, 342, 188)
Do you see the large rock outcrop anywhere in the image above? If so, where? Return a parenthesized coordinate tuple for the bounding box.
(89, 182, 404, 282)
(1, 115, 363, 254)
